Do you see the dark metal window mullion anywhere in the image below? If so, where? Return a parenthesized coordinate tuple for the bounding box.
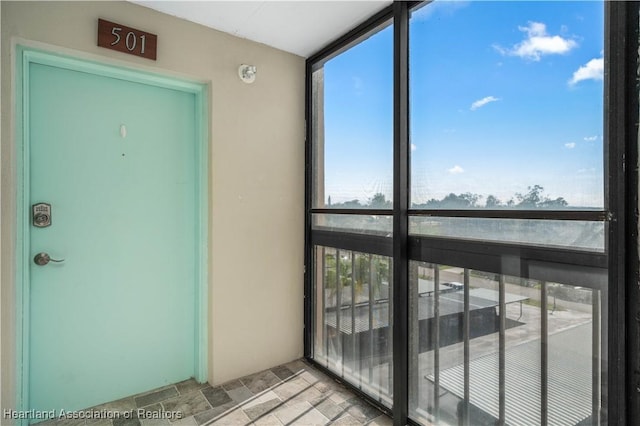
(303, 58, 312, 361)
(407, 208, 605, 221)
(392, 0, 410, 424)
(607, 3, 640, 425)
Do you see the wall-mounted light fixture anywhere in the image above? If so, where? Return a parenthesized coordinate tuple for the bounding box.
(238, 64, 257, 84)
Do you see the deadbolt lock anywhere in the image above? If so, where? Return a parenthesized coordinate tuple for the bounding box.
(32, 203, 51, 228)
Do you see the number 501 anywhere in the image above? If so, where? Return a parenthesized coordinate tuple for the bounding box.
(110, 27, 147, 54)
(98, 19, 156, 60)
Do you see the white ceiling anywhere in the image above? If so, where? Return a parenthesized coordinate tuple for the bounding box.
(130, 1, 392, 58)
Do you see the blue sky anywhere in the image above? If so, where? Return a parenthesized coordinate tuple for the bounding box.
(321, 1, 604, 208)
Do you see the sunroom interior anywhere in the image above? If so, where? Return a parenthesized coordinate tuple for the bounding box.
(1, 1, 639, 426)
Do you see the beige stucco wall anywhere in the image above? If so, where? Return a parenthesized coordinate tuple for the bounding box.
(1, 0, 305, 413)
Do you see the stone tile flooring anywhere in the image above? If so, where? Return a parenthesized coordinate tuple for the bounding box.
(39, 359, 392, 426)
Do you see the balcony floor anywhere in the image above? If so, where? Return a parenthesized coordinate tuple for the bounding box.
(39, 359, 392, 425)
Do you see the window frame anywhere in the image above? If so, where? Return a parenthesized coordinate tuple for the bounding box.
(304, 2, 639, 425)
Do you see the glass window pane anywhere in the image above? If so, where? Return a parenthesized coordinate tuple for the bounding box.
(409, 216, 605, 252)
(313, 246, 393, 407)
(313, 214, 392, 236)
(409, 261, 604, 425)
(312, 22, 393, 209)
(409, 1, 604, 210)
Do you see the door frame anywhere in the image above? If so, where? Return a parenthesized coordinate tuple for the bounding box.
(14, 45, 210, 414)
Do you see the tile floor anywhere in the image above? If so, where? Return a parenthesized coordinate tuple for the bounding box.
(40, 359, 392, 426)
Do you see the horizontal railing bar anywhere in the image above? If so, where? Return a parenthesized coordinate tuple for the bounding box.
(408, 209, 607, 221)
(311, 208, 607, 221)
(311, 208, 393, 216)
(409, 235, 606, 266)
(312, 230, 393, 257)
(408, 236, 607, 288)
(311, 231, 606, 274)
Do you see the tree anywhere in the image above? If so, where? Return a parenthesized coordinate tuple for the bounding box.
(515, 185, 568, 209)
(538, 197, 568, 209)
(515, 184, 544, 208)
(485, 195, 502, 208)
(407, 185, 570, 209)
(428, 192, 481, 208)
(324, 253, 336, 289)
(369, 192, 392, 209)
(340, 199, 362, 208)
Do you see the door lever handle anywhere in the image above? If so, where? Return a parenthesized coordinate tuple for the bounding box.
(34, 252, 65, 266)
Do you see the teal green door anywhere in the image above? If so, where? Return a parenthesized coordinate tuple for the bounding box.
(28, 62, 197, 412)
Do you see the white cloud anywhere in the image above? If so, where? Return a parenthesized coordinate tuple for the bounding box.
(584, 135, 598, 142)
(448, 165, 464, 174)
(470, 96, 500, 111)
(411, 144, 417, 152)
(569, 57, 603, 85)
(565, 142, 576, 149)
(494, 21, 577, 61)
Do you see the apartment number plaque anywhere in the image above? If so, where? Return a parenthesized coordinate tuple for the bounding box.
(98, 19, 157, 60)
